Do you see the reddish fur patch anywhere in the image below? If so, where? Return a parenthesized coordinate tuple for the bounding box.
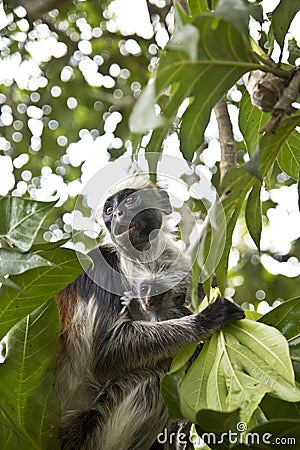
(56, 283, 79, 351)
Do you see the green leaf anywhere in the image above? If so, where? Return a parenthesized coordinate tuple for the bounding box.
(0, 247, 90, 339)
(161, 368, 186, 420)
(272, 0, 300, 50)
(30, 237, 71, 252)
(216, 168, 252, 293)
(0, 198, 55, 252)
(161, 343, 199, 419)
(260, 394, 300, 421)
(245, 180, 262, 250)
(0, 248, 53, 276)
(215, 0, 255, 35)
(195, 409, 241, 450)
(170, 342, 199, 373)
(245, 310, 262, 321)
(146, 83, 187, 155)
(259, 297, 300, 383)
(239, 91, 268, 155)
(167, 24, 199, 61)
(0, 276, 23, 293)
(172, 15, 259, 160)
(196, 408, 240, 432)
(196, 200, 227, 287)
(188, 0, 212, 16)
(177, 320, 300, 424)
(144, 12, 260, 161)
(0, 300, 60, 450)
(260, 113, 300, 177)
(277, 130, 300, 180)
(242, 418, 300, 448)
(129, 83, 165, 133)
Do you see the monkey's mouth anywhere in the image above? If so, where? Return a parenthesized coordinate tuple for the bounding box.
(115, 223, 136, 237)
(142, 297, 156, 311)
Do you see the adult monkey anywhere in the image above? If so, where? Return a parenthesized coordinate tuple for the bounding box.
(55, 177, 245, 450)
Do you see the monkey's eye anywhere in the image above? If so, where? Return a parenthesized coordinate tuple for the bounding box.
(140, 284, 150, 294)
(125, 195, 137, 205)
(106, 206, 113, 215)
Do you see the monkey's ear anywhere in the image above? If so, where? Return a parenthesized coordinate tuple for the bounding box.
(157, 189, 172, 215)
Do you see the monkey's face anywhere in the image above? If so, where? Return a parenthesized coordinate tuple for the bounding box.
(138, 278, 187, 311)
(103, 187, 172, 252)
(139, 282, 163, 311)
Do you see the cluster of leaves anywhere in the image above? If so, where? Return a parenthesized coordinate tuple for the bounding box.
(162, 299, 300, 448)
(0, 199, 90, 449)
(130, 0, 300, 296)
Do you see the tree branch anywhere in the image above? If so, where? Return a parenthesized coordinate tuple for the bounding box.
(214, 96, 236, 181)
(6, 0, 71, 20)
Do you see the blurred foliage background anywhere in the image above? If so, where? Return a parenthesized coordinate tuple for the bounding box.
(0, 0, 300, 309)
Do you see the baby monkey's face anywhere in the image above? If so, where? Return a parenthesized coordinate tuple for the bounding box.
(138, 281, 164, 312)
(137, 280, 186, 312)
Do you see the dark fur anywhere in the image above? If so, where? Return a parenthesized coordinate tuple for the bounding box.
(55, 183, 245, 450)
(120, 269, 192, 322)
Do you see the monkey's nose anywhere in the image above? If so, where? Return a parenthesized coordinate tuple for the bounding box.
(114, 209, 124, 219)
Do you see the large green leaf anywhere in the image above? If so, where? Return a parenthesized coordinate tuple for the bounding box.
(259, 297, 300, 383)
(129, 83, 165, 133)
(0, 248, 53, 276)
(215, 168, 252, 293)
(195, 409, 241, 450)
(130, 7, 261, 160)
(272, 0, 300, 50)
(0, 247, 90, 339)
(239, 91, 268, 155)
(277, 130, 300, 180)
(241, 418, 300, 449)
(193, 197, 227, 292)
(0, 198, 55, 252)
(245, 180, 262, 251)
(156, 15, 260, 160)
(188, 0, 213, 16)
(261, 394, 300, 421)
(259, 113, 300, 177)
(174, 320, 300, 424)
(215, 0, 262, 35)
(161, 342, 199, 419)
(0, 300, 60, 450)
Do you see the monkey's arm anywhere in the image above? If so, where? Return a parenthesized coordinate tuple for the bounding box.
(95, 297, 245, 373)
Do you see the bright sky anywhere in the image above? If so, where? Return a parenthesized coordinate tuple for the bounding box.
(0, 0, 300, 280)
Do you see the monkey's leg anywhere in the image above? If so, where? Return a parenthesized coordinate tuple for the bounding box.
(60, 369, 169, 450)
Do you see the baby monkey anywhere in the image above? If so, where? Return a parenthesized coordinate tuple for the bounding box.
(121, 268, 193, 322)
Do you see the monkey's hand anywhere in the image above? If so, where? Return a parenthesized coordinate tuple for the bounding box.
(120, 291, 134, 307)
(198, 297, 245, 339)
